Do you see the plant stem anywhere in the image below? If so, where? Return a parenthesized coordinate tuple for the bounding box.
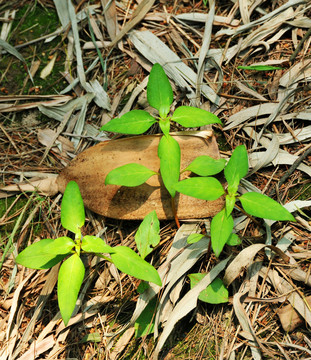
(171, 197, 180, 228)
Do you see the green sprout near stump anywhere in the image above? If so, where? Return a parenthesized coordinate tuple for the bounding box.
(101, 63, 295, 258)
(15, 64, 297, 331)
(100, 63, 223, 227)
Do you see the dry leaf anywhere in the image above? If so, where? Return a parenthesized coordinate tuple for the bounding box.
(40, 53, 57, 79)
(57, 132, 224, 220)
(277, 296, 311, 332)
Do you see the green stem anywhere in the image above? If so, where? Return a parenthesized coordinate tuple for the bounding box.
(96, 253, 113, 262)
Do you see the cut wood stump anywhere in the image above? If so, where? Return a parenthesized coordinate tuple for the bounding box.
(57, 131, 225, 220)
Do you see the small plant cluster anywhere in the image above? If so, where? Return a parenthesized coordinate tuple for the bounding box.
(100, 63, 295, 257)
(101, 64, 223, 224)
(16, 181, 161, 325)
(16, 63, 295, 326)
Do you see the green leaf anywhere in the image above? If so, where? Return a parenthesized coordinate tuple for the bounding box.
(158, 134, 181, 198)
(171, 106, 222, 127)
(226, 233, 241, 246)
(58, 253, 85, 325)
(135, 297, 157, 338)
(110, 246, 162, 286)
(225, 194, 236, 216)
(137, 281, 150, 294)
(80, 332, 101, 343)
(238, 65, 282, 71)
(147, 63, 173, 118)
(185, 155, 226, 176)
(61, 181, 85, 234)
(211, 209, 234, 257)
(187, 233, 205, 244)
(15, 238, 67, 269)
(224, 145, 248, 195)
(45, 237, 75, 255)
(81, 235, 114, 254)
(175, 177, 224, 201)
(239, 192, 296, 221)
(105, 163, 157, 187)
(100, 110, 156, 135)
(189, 274, 229, 304)
(135, 211, 160, 259)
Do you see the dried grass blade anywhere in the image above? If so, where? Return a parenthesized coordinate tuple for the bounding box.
(88, 80, 111, 110)
(6, 271, 35, 341)
(216, 0, 307, 38)
(0, 10, 16, 42)
(223, 103, 279, 131)
(39, 108, 73, 164)
(175, 12, 240, 27)
(0, 95, 72, 102)
(152, 257, 231, 359)
(239, 0, 250, 24)
(196, 0, 215, 103)
(11, 266, 59, 359)
(0, 177, 59, 198)
(0, 96, 72, 113)
(109, 328, 135, 360)
(279, 58, 311, 89)
(248, 149, 311, 177)
(235, 80, 268, 101)
(17, 335, 55, 360)
(101, 0, 119, 41)
(233, 285, 262, 360)
(240, 7, 295, 52)
(67, 0, 86, 86)
(38, 93, 93, 122)
(109, 0, 156, 48)
(53, 0, 70, 28)
(87, 12, 107, 80)
(223, 244, 289, 287)
(285, 256, 311, 287)
(247, 133, 279, 176)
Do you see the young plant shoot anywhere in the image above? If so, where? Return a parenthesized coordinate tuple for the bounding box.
(16, 181, 161, 325)
(100, 63, 222, 225)
(14, 64, 297, 338)
(178, 145, 296, 257)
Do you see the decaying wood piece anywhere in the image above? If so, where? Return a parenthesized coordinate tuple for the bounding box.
(277, 295, 311, 332)
(57, 131, 225, 220)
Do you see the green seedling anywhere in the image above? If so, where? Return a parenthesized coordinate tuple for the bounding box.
(100, 64, 295, 340)
(100, 63, 223, 224)
(181, 145, 295, 257)
(188, 274, 229, 304)
(15, 181, 161, 325)
(101, 63, 295, 259)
